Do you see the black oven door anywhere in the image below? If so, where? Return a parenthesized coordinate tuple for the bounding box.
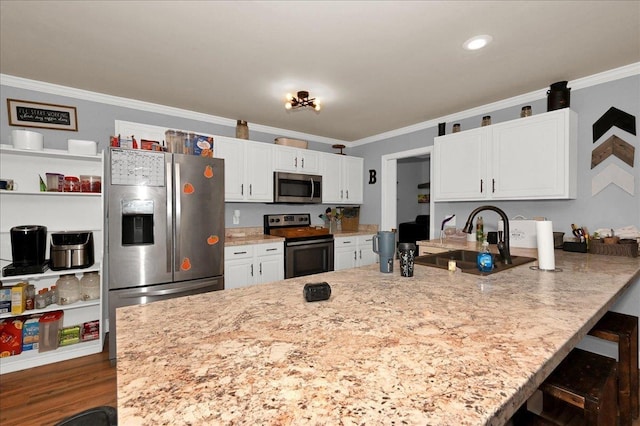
(285, 237, 334, 278)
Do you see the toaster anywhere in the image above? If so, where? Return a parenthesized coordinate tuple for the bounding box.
(50, 231, 94, 270)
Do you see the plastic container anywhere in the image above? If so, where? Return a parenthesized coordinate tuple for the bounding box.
(45, 173, 64, 192)
(56, 274, 81, 305)
(477, 242, 493, 272)
(80, 175, 101, 193)
(35, 289, 47, 309)
(80, 272, 100, 301)
(63, 176, 80, 192)
(39, 310, 64, 352)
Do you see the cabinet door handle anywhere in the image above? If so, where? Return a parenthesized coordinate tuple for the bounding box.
(266, 248, 277, 252)
(295, 157, 298, 168)
(346, 190, 349, 199)
(359, 249, 362, 259)
(241, 183, 244, 195)
(259, 263, 262, 275)
(354, 251, 357, 260)
(492, 178, 495, 193)
(249, 184, 252, 195)
(301, 158, 304, 168)
(233, 251, 247, 255)
(480, 179, 483, 193)
(251, 264, 254, 276)
(340, 190, 344, 199)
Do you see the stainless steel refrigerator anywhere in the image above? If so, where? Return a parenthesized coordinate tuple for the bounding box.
(105, 148, 224, 360)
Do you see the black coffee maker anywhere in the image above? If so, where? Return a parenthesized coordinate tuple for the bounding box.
(2, 225, 49, 276)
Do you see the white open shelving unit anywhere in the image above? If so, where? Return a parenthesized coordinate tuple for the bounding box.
(0, 144, 105, 374)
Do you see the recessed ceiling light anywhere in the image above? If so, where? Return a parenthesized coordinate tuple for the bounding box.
(463, 35, 493, 51)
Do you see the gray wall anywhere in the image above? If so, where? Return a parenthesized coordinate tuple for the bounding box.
(353, 75, 640, 237)
(2, 74, 638, 236)
(0, 84, 342, 229)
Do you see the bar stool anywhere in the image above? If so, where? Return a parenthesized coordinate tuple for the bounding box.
(53, 406, 117, 426)
(538, 348, 618, 426)
(588, 311, 639, 426)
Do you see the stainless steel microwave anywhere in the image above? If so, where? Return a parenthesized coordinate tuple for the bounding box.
(273, 172, 322, 204)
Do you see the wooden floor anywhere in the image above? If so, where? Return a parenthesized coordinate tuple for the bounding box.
(1, 337, 639, 425)
(0, 338, 116, 426)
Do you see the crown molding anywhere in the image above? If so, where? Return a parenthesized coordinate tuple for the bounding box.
(0, 74, 347, 146)
(2, 61, 638, 148)
(350, 62, 640, 147)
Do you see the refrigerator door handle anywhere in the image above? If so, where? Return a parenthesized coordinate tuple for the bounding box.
(166, 159, 173, 274)
(174, 161, 182, 271)
(115, 280, 218, 298)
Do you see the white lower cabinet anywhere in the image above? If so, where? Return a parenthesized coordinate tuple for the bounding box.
(334, 234, 378, 271)
(224, 242, 284, 289)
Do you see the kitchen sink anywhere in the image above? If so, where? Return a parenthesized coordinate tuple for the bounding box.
(414, 250, 536, 275)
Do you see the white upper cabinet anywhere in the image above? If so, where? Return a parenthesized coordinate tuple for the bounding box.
(215, 136, 273, 202)
(433, 129, 488, 201)
(433, 109, 577, 202)
(273, 145, 320, 174)
(321, 153, 364, 204)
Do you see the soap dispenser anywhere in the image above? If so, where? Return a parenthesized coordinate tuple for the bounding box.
(477, 241, 493, 272)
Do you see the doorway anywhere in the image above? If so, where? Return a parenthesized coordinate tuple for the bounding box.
(380, 146, 434, 238)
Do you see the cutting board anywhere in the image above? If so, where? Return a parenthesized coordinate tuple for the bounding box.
(270, 227, 330, 238)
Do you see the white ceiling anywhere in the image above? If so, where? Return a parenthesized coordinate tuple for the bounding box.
(1, 1, 639, 142)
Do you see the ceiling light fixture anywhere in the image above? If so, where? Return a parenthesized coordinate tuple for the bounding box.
(463, 34, 493, 51)
(285, 91, 321, 111)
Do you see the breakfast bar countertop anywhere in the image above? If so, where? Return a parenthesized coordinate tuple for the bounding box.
(116, 248, 640, 425)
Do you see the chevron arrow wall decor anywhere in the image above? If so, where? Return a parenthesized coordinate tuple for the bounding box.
(592, 163, 635, 196)
(592, 106, 636, 142)
(591, 134, 635, 168)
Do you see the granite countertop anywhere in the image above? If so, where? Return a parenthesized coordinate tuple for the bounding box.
(116, 248, 640, 425)
(224, 225, 378, 246)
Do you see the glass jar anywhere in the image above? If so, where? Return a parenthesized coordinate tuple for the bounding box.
(25, 284, 35, 310)
(236, 120, 249, 139)
(56, 274, 81, 305)
(80, 272, 101, 301)
(481, 115, 491, 126)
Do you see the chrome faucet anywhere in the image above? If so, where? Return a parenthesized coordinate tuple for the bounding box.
(463, 205, 512, 264)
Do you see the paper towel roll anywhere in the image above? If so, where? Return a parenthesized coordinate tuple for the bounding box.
(536, 220, 555, 270)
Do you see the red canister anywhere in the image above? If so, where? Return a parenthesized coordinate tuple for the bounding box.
(63, 176, 80, 192)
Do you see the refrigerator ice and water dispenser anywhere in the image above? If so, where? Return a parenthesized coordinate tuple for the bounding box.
(121, 200, 154, 245)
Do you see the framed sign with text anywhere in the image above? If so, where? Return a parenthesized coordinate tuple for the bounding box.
(7, 98, 78, 131)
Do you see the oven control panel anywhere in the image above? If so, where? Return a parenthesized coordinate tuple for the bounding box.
(264, 213, 311, 231)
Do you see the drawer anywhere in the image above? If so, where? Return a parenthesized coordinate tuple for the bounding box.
(334, 237, 356, 247)
(357, 235, 374, 245)
(255, 242, 283, 256)
(224, 245, 254, 260)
